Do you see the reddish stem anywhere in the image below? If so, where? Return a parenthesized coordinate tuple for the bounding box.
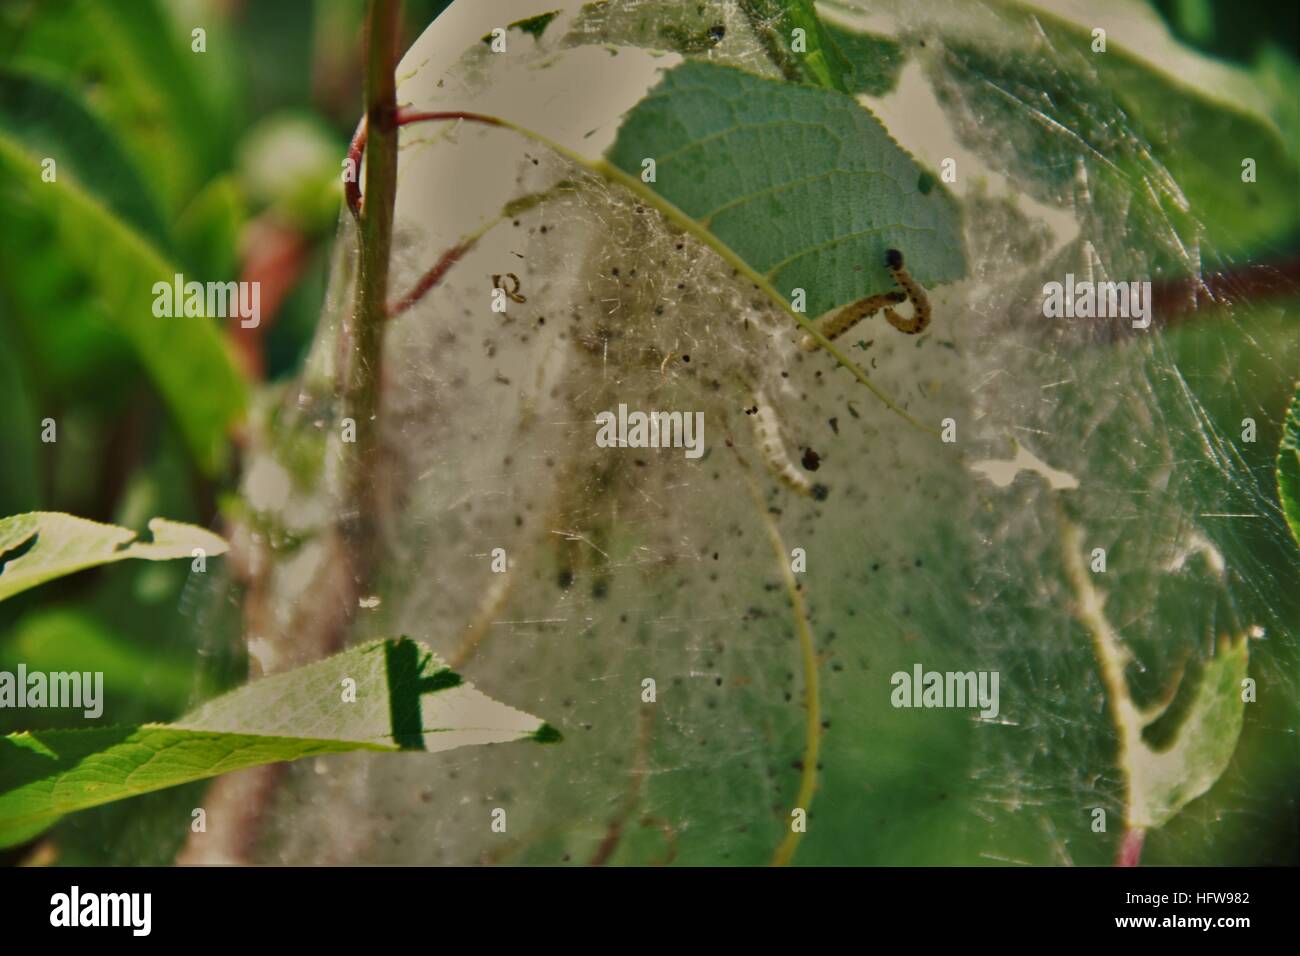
(346, 109, 504, 217)
(387, 239, 474, 317)
(1116, 827, 1145, 867)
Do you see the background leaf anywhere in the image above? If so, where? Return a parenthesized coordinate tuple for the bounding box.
(11, 0, 238, 215)
(0, 609, 205, 721)
(0, 71, 248, 473)
(0, 344, 41, 515)
(738, 0, 854, 91)
(0, 69, 168, 243)
(824, 0, 1300, 264)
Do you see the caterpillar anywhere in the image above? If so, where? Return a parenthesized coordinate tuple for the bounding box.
(746, 387, 828, 501)
(798, 291, 905, 352)
(880, 248, 930, 335)
(799, 248, 930, 351)
(492, 272, 526, 303)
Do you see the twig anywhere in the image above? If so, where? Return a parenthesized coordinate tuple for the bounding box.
(1116, 827, 1146, 867)
(342, 0, 403, 579)
(388, 241, 473, 317)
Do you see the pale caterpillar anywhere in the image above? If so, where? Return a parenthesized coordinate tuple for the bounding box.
(746, 387, 828, 501)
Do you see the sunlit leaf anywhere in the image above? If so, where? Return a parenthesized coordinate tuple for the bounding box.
(0, 512, 227, 603)
(0, 637, 555, 848)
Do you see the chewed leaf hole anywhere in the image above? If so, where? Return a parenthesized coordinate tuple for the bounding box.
(0, 532, 38, 575)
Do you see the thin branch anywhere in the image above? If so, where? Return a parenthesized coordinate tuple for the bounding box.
(1116, 827, 1146, 867)
(343, 0, 403, 577)
(387, 241, 473, 317)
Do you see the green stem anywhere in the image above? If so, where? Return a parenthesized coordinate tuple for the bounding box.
(345, 0, 402, 577)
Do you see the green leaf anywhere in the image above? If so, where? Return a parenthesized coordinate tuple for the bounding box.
(606, 60, 965, 317)
(0, 71, 248, 473)
(819, 19, 906, 96)
(174, 175, 246, 280)
(1060, 519, 1251, 832)
(1279, 382, 1300, 549)
(0, 69, 168, 245)
(2, 0, 236, 219)
(76, 0, 234, 212)
(0, 233, 136, 397)
(0, 68, 159, 401)
(0, 512, 228, 603)
(1126, 637, 1250, 830)
(738, 0, 854, 92)
(0, 637, 554, 847)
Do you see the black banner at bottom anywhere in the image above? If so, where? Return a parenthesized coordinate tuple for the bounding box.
(0, 865, 1286, 942)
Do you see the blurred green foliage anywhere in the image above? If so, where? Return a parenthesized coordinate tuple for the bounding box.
(0, 0, 450, 864)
